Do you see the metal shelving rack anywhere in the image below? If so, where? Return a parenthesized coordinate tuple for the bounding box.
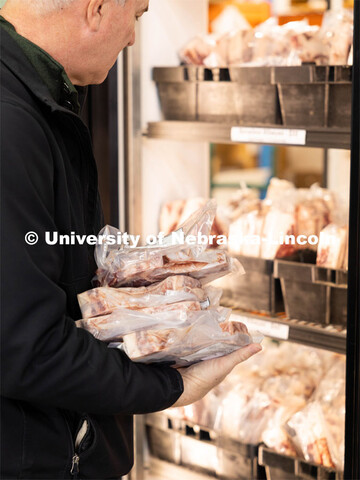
(230, 311, 347, 354)
(146, 122, 351, 150)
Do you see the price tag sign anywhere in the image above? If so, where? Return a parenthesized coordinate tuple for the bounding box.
(231, 127, 307, 146)
(231, 314, 290, 340)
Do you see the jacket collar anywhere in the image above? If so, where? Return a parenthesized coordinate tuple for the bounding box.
(0, 26, 86, 116)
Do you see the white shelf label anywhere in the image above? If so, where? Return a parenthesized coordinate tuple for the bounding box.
(231, 313, 290, 340)
(231, 127, 307, 145)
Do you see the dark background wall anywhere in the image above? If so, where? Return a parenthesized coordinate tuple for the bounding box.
(81, 64, 119, 227)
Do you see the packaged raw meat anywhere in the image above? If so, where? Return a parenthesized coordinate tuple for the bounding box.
(228, 210, 264, 257)
(179, 34, 227, 67)
(120, 313, 263, 367)
(77, 275, 220, 319)
(216, 382, 264, 442)
(179, 12, 353, 67)
(316, 224, 348, 270)
(182, 388, 222, 430)
(95, 200, 231, 287)
(312, 357, 346, 470)
(285, 402, 336, 469)
(77, 200, 255, 367)
(223, 187, 260, 223)
(159, 199, 186, 235)
(261, 208, 295, 259)
(226, 29, 254, 65)
(210, 5, 251, 36)
(77, 301, 211, 342)
(265, 178, 295, 203)
(320, 9, 353, 65)
(159, 197, 229, 246)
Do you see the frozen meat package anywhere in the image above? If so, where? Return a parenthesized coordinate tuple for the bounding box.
(94, 200, 239, 288)
(77, 200, 263, 366)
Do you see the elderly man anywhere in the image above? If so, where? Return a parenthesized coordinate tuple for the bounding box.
(0, 0, 261, 478)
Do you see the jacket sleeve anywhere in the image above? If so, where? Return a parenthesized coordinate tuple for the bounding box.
(0, 103, 183, 415)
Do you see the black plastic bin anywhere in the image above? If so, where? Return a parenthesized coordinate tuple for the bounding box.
(275, 65, 352, 129)
(274, 260, 348, 326)
(197, 67, 281, 124)
(153, 67, 198, 121)
(221, 255, 284, 316)
(258, 446, 343, 480)
(217, 436, 266, 480)
(153, 66, 281, 125)
(145, 413, 265, 479)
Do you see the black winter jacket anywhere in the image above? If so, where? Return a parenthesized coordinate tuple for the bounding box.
(0, 28, 183, 479)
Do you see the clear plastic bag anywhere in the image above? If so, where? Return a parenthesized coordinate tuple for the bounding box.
(94, 200, 236, 288)
(116, 312, 263, 367)
(312, 357, 346, 470)
(179, 34, 226, 66)
(316, 224, 348, 270)
(77, 301, 218, 342)
(77, 275, 222, 319)
(285, 402, 336, 469)
(182, 388, 222, 430)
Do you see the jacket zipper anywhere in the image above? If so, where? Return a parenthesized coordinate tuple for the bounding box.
(70, 454, 80, 477)
(70, 418, 90, 477)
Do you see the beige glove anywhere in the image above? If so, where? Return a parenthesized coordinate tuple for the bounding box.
(172, 343, 262, 408)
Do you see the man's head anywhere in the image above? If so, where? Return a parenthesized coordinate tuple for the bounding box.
(1, 0, 149, 85)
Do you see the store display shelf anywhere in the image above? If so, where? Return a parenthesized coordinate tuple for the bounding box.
(258, 446, 343, 480)
(144, 456, 216, 480)
(145, 414, 343, 480)
(145, 413, 263, 480)
(230, 311, 347, 354)
(145, 122, 350, 150)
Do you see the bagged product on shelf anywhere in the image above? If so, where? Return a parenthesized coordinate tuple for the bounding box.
(260, 208, 295, 259)
(250, 19, 302, 67)
(320, 8, 354, 65)
(223, 187, 260, 223)
(216, 377, 263, 441)
(210, 5, 251, 36)
(159, 197, 229, 245)
(179, 34, 227, 67)
(178, 11, 353, 67)
(316, 224, 348, 270)
(217, 342, 333, 445)
(228, 210, 264, 257)
(225, 180, 341, 259)
(182, 388, 222, 430)
(285, 402, 336, 469)
(294, 185, 333, 251)
(265, 178, 295, 203)
(284, 356, 346, 470)
(226, 29, 254, 65)
(289, 24, 327, 65)
(312, 357, 346, 470)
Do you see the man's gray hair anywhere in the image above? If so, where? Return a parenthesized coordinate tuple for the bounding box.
(30, 0, 126, 14)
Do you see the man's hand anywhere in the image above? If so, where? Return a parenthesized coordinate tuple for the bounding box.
(172, 343, 262, 408)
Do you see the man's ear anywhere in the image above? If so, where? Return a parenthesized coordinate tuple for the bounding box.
(86, 0, 105, 32)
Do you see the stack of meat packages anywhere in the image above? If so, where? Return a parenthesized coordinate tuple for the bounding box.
(166, 340, 345, 471)
(77, 201, 262, 366)
(180, 8, 353, 68)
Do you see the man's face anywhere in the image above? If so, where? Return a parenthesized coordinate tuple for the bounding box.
(88, 0, 149, 84)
